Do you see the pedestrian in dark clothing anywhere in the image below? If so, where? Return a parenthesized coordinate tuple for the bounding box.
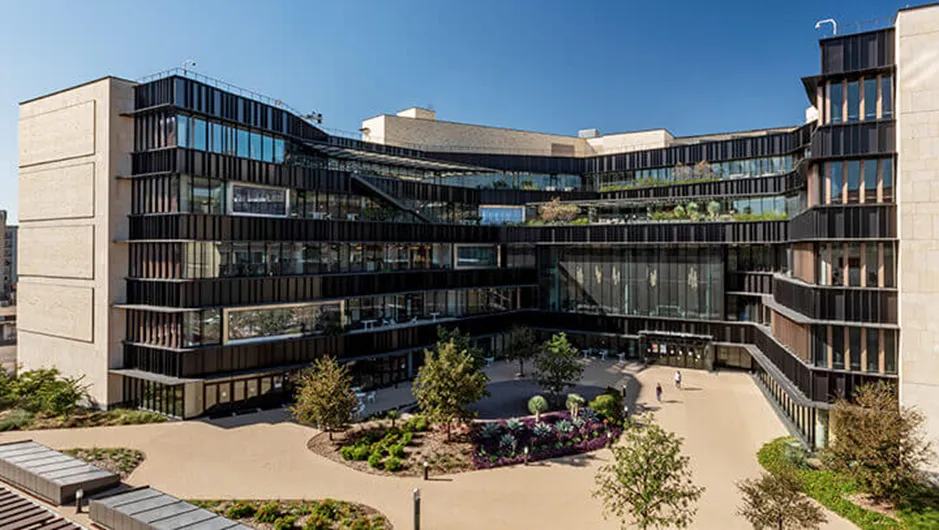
(655, 383, 663, 402)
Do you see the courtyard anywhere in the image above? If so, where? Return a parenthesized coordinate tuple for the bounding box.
(0, 363, 854, 529)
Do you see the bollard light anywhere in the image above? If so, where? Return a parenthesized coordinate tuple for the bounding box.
(523, 446, 529, 465)
(423, 460, 429, 481)
(75, 489, 84, 514)
(413, 488, 421, 530)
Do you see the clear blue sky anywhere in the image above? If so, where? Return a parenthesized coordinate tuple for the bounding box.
(0, 0, 906, 222)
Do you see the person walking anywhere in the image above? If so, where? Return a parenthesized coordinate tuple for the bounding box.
(674, 370, 682, 390)
(655, 383, 663, 402)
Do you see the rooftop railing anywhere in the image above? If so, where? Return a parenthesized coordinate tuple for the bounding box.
(817, 15, 895, 38)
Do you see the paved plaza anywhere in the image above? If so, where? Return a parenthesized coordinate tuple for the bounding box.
(0, 363, 854, 529)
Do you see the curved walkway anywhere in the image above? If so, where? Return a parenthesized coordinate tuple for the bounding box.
(0, 365, 854, 529)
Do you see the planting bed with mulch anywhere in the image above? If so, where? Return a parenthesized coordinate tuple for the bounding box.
(308, 414, 474, 477)
(471, 409, 621, 469)
(191, 499, 390, 530)
(63, 447, 145, 479)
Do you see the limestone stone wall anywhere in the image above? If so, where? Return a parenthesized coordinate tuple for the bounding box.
(17, 77, 135, 406)
(896, 4, 939, 452)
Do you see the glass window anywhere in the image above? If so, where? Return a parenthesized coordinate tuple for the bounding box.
(237, 128, 250, 158)
(211, 122, 224, 154)
(829, 162, 843, 203)
(864, 78, 877, 120)
(884, 330, 896, 374)
(231, 184, 287, 216)
(846, 81, 860, 122)
(881, 75, 893, 118)
(192, 118, 207, 151)
(882, 158, 893, 195)
(832, 327, 844, 369)
(866, 328, 879, 372)
(177, 115, 189, 147)
(865, 243, 878, 287)
(456, 245, 498, 268)
(863, 159, 878, 201)
(829, 82, 844, 124)
(274, 138, 285, 163)
(250, 132, 262, 160)
(846, 160, 860, 202)
(884, 242, 895, 288)
(191, 177, 213, 214)
(847, 243, 861, 287)
(262, 134, 274, 162)
(849, 327, 861, 370)
(831, 244, 844, 286)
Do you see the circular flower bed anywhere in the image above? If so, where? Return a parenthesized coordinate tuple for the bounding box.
(471, 408, 621, 469)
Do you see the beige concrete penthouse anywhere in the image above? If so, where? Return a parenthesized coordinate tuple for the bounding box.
(17, 77, 134, 406)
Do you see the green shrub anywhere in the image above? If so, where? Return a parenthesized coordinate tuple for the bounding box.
(339, 446, 356, 461)
(224, 502, 256, 519)
(367, 451, 383, 469)
(589, 394, 621, 422)
(384, 456, 402, 472)
(273, 515, 298, 530)
(758, 437, 901, 530)
(349, 516, 378, 530)
(416, 416, 428, 431)
(0, 409, 34, 431)
(352, 445, 371, 461)
(255, 502, 282, 523)
(10, 369, 88, 417)
(303, 513, 331, 530)
(389, 443, 405, 458)
(401, 432, 413, 446)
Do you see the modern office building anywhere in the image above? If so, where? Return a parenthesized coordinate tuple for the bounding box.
(14, 5, 939, 447)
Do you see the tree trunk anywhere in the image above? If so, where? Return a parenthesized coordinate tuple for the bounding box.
(328, 429, 333, 441)
(446, 421, 451, 442)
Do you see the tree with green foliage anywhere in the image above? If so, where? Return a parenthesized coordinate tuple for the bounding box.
(413, 338, 489, 441)
(736, 471, 827, 530)
(824, 381, 934, 503)
(291, 356, 359, 440)
(566, 393, 585, 418)
(437, 326, 486, 370)
(533, 332, 584, 405)
(593, 417, 704, 529)
(6, 368, 88, 417)
(504, 326, 539, 377)
(528, 395, 548, 421)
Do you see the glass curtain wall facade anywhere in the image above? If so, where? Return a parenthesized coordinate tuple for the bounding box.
(118, 22, 905, 440)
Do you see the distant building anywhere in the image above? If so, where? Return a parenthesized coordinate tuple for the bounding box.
(3, 225, 16, 303)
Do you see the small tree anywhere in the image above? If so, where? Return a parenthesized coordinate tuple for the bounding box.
(291, 356, 358, 441)
(594, 417, 704, 529)
(736, 471, 827, 530)
(437, 326, 486, 371)
(533, 332, 584, 406)
(505, 326, 539, 377)
(386, 409, 400, 428)
(539, 197, 580, 223)
(706, 200, 721, 219)
(824, 381, 934, 503)
(566, 393, 585, 418)
(528, 395, 548, 421)
(413, 339, 489, 441)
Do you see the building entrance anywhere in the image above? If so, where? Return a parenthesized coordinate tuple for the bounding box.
(639, 331, 714, 371)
